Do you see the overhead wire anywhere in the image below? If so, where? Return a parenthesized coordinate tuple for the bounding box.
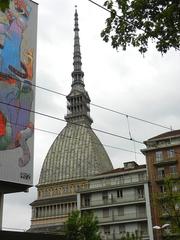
(0, 0, 172, 155)
(88, 0, 113, 14)
(0, 100, 144, 145)
(13, 78, 172, 131)
(6, 99, 180, 157)
(87, 0, 144, 31)
(91, 103, 172, 131)
(28, 123, 142, 155)
(3, 119, 141, 155)
(126, 115, 137, 161)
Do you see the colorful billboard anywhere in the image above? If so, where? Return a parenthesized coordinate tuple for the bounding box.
(0, 0, 37, 188)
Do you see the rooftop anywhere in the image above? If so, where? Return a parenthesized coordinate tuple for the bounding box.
(147, 130, 180, 141)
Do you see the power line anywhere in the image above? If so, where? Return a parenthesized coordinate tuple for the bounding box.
(0, 115, 141, 155)
(87, 0, 140, 28)
(0, 100, 144, 145)
(86, 0, 172, 131)
(35, 126, 141, 154)
(91, 103, 172, 131)
(13, 77, 172, 131)
(88, 0, 113, 14)
(103, 144, 141, 155)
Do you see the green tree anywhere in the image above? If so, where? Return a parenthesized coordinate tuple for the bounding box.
(64, 210, 101, 240)
(101, 0, 180, 54)
(156, 176, 180, 236)
(0, 0, 10, 12)
(120, 230, 143, 240)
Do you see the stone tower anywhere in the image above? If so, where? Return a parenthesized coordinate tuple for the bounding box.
(30, 8, 113, 233)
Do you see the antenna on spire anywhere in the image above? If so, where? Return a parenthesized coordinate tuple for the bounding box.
(71, 6, 84, 86)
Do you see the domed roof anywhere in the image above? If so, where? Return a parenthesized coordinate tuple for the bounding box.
(39, 123, 113, 185)
(38, 9, 113, 186)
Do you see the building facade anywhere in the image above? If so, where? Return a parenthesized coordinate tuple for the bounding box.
(142, 130, 180, 239)
(77, 161, 154, 240)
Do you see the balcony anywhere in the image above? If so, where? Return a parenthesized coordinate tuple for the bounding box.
(98, 212, 147, 224)
(101, 233, 149, 240)
(89, 176, 147, 191)
(155, 173, 179, 182)
(154, 158, 177, 167)
(81, 196, 145, 209)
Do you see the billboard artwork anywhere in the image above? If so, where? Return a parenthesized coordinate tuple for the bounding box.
(0, 0, 37, 187)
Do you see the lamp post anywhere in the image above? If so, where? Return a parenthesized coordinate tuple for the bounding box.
(153, 224, 170, 240)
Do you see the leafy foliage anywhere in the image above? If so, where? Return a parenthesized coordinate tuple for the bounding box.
(101, 0, 180, 53)
(120, 230, 143, 240)
(157, 177, 180, 235)
(64, 210, 101, 240)
(0, 0, 10, 12)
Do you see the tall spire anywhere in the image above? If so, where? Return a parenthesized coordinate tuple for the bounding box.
(65, 7, 93, 125)
(71, 6, 84, 87)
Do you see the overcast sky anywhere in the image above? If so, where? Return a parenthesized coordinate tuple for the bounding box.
(2, 0, 180, 231)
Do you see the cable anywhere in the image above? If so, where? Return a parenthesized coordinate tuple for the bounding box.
(126, 115, 137, 161)
(126, 115, 132, 140)
(88, 0, 113, 14)
(103, 144, 141, 155)
(9, 78, 172, 131)
(10, 78, 172, 131)
(36, 127, 142, 155)
(0, 100, 144, 145)
(91, 103, 172, 131)
(7, 108, 180, 157)
(34, 127, 142, 155)
(87, 0, 143, 30)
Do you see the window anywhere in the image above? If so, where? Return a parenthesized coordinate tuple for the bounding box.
(117, 176, 124, 184)
(138, 173, 145, 181)
(104, 226, 110, 234)
(157, 167, 165, 178)
(84, 194, 91, 207)
(119, 224, 125, 234)
(169, 165, 177, 175)
(137, 187, 144, 199)
(172, 184, 178, 192)
(167, 149, 175, 159)
(139, 223, 147, 235)
(103, 208, 109, 218)
(118, 207, 124, 216)
(117, 189, 123, 198)
(155, 151, 163, 162)
(175, 203, 180, 210)
(160, 185, 165, 193)
(102, 191, 108, 203)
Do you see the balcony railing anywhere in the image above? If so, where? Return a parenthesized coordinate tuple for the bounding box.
(97, 212, 147, 224)
(156, 173, 179, 182)
(100, 232, 149, 240)
(89, 176, 147, 190)
(154, 158, 177, 166)
(81, 196, 145, 209)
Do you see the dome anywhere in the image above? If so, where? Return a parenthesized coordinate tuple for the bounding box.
(39, 123, 113, 185)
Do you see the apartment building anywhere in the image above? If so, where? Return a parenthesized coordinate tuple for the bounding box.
(77, 161, 154, 240)
(142, 130, 180, 240)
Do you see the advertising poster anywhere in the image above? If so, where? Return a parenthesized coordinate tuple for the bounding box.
(0, 0, 37, 188)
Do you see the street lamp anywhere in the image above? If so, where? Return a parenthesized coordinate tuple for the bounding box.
(153, 224, 170, 239)
(153, 224, 170, 230)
